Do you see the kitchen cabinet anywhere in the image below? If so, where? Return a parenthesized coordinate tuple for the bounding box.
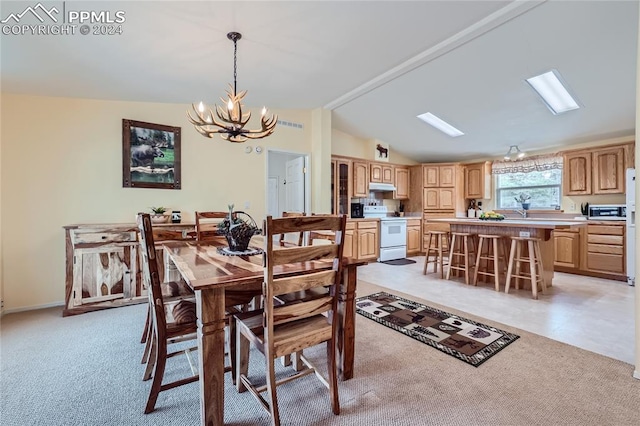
(353, 161, 369, 198)
(331, 159, 351, 216)
(406, 218, 421, 255)
(592, 146, 625, 194)
(343, 221, 356, 259)
(423, 165, 440, 187)
(562, 143, 633, 196)
(585, 223, 625, 275)
(382, 165, 394, 184)
(394, 167, 409, 200)
(439, 165, 456, 187)
(464, 162, 491, 199)
(370, 163, 393, 184)
(370, 163, 383, 183)
(63, 223, 196, 316)
(554, 229, 581, 269)
(563, 151, 592, 195)
(356, 220, 379, 260)
(423, 187, 455, 210)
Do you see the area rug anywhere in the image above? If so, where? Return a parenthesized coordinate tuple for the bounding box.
(356, 292, 520, 367)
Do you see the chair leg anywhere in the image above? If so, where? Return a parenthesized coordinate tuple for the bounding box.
(473, 238, 483, 286)
(326, 340, 340, 415)
(492, 238, 500, 291)
(528, 240, 538, 300)
(236, 325, 250, 393)
(437, 236, 444, 279)
(143, 331, 157, 381)
(534, 241, 547, 293)
(463, 237, 470, 285)
(291, 351, 304, 371)
(141, 314, 153, 364)
(144, 334, 166, 414)
(445, 234, 456, 280)
(228, 317, 237, 385)
(423, 234, 432, 275)
(266, 356, 281, 426)
(141, 305, 150, 344)
(505, 239, 517, 294)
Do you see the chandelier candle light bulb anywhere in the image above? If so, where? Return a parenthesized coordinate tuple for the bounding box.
(187, 31, 277, 143)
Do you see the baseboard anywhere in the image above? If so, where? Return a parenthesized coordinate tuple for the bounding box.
(2, 300, 65, 315)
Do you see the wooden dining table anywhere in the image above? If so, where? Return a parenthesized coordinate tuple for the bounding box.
(162, 235, 366, 426)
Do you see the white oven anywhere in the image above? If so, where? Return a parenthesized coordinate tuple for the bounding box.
(363, 206, 407, 261)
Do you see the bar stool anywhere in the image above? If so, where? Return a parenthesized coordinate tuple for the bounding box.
(446, 232, 474, 285)
(505, 236, 547, 299)
(423, 231, 449, 278)
(473, 234, 503, 291)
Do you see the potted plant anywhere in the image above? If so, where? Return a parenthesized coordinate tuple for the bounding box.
(149, 206, 170, 223)
(217, 204, 261, 252)
(514, 193, 532, 210)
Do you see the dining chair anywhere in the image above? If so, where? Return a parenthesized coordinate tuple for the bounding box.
(235, 214, 347, 426)
(279, 211, 305, 247)
(137, 213, 199, 414)
(195, 211, 228, 241)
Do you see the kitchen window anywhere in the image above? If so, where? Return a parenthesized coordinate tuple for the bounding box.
(492, 155, 563, 210)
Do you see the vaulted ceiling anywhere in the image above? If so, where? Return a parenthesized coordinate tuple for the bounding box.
(1, 1, 637, 162)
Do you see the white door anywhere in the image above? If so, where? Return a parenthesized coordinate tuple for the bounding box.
(267, 177, 279, 218)
(285, 156, 305, 213)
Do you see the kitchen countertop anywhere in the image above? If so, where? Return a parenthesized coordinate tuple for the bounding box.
(428, 217, 587, 229)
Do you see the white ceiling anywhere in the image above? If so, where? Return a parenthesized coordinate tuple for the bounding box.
(1, 1, 638, 162)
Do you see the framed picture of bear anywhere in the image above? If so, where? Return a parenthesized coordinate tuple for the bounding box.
(122, 119, 181, 189)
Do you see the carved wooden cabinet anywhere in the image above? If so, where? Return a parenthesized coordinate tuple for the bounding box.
(370, 163, 383, 183)
(464, 162, 491, 199)
(355, 220, 379, 260)
(63, 223, 196, 316)
(343, 221, 356, 259)
(423, 187, 455, 210)
(382, 165, 394, 184)
(592, 146, 625, 194)
(563, 143, 633, 195)
(394, 167, 409, 200)
(331, 158, 351, 216)
(406, 218, 421, 255)
(554, 229, 581, 269)
(352, 161, 369, 197)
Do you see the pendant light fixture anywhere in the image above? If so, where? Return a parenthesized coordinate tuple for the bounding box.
(504, 145, 526, 160)
(187, 32, 277, 143)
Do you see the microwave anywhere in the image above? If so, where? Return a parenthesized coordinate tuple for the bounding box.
(588, 204, 626, 220)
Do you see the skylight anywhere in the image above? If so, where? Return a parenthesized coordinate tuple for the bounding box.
(526, 69, 580, 115)
(417, 112, 464, 137)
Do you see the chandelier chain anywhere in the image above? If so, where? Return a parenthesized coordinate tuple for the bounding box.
(233, 38, 238, 94)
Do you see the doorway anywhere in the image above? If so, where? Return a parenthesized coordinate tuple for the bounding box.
(266, 150, 310, 219)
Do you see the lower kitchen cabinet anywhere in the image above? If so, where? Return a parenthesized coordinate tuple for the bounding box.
(406, 218, 421, 255)
(63, 223, 196, 316)
(356, 220, 379, 260)
(553, 221, 626, 281)
(343, 221, 356, 259)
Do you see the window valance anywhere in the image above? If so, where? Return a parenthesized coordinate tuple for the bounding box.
(491, 154, 563, 174)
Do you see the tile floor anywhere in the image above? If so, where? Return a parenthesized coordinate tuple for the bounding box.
(357, 256, 636, 364)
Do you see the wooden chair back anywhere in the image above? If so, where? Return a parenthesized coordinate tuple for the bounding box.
(137, 213, 167, 333)
(279, 211, 306, 247)
(195, 211, 227, 241)
(264, 214, 347, 352)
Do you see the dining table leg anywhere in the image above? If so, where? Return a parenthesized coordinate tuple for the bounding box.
(195, 288, 226, 426)
(337, 264, 357, 380)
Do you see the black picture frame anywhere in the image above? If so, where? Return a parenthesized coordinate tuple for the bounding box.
(122, 119, 181, 189)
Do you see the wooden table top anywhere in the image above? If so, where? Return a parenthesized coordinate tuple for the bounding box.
(428, 217, 587, 229)
(163, 236, 365, 291)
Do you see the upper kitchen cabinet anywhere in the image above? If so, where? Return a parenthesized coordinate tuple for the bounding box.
(592, 146, 625, 194)
(371, 163, 394, 185)
(423, 164, 456, 188)
(563, 151, 592, 195)
(353, 161, 369, 198)
(464, 162, 491, 199)
(394, 167, 409, 200)
(331, 158, 351, 216)
(562, 142, 633, 196)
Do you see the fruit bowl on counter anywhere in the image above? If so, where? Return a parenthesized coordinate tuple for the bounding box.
(478, 211, 505, 221)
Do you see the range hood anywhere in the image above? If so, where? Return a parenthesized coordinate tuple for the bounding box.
(369, 182, 397, 192)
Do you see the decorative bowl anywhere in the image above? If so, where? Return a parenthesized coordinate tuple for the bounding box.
(150, 214, 170, 224)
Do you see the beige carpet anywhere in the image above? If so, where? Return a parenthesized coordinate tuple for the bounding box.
(1, 280, 638, 425)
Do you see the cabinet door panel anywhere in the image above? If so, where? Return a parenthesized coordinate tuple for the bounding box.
(465, 166, 482, 199)
(438, 188, 455, 209)
(394, 167, 409, 199)
(407, 226, 421, 253)
(554, 232, 580, 269)
(423, 188, 439, 210)
(343, 229, 354, 259)
(382, 165, 394, 184)
(439, 166, 455, 187)
(370, 164, 382, 183)
(592, 147, 625, 194)
(563, 152, 591, 195)
(353, 162, 369, 197)
(423, 166, 439, 187)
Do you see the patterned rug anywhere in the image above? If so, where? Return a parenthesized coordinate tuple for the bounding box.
(356, 292, 520, 367)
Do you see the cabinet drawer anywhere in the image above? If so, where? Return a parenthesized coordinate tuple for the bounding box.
(587, 234, 624, 245)
(588, 225, 624, 235)
(587, 253, 624, 273)
(357, 221, 378, 230)
(72, 230, 137, 245)
(406, 219, 421, 227)
(346, 221, 356, 230)
(587, 244, 623, 255)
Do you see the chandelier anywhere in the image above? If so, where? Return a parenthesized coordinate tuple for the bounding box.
(187, 32, 277, 143)
(503, 145, 526, 160)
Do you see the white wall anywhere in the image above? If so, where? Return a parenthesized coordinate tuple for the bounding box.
(0, 94, 322, 311)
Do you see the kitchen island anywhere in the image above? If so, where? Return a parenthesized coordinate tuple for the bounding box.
(428, 218, 587, 286)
